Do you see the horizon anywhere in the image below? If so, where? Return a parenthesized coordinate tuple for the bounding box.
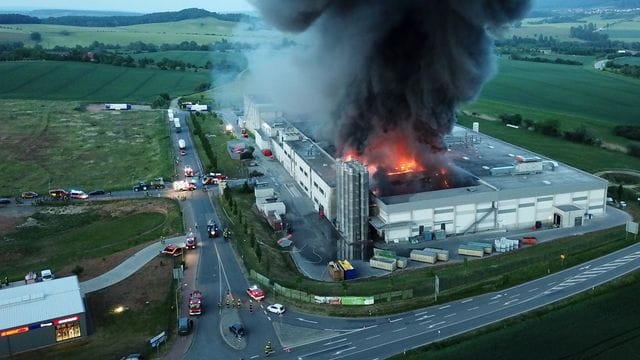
(0, 0, 254, 14)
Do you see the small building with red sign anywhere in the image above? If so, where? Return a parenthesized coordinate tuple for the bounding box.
(0, 276, 87, 357)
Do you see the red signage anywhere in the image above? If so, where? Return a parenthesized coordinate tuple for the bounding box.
(54, 315, 79, 325)
(1, 326, 29, 337)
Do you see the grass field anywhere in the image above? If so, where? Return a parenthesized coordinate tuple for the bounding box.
(0, 17, 284, 48)
(508, 15, 640, 42)
(395, 270, 640, 360)
(0, 99, 174, 196)
(0, 61, 211, 102)
(613, 56, 640, 66)
(0, 198, 183, 281)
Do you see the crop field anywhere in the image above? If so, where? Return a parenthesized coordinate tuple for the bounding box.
(0, 99, 174, 195)
(0, 61, 212, 102)
(0, 18, 284, 48)
(397, 270, 640, 360)
(613, 56, 640, 66)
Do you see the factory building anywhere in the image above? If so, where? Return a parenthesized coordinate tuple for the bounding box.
(243, 95, 609, 254)
(336, 160, 370, 260)
(0, 276, 87, 357)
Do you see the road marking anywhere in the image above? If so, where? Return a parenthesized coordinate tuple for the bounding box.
(428, 321, 446, 329)
(547, 281, 556, 286)
(334, 346, 357, 356)
(392, 327, 407, 333)
(489, 294, 504, 300)
(579, 265, 592, 270)
(414, 311, 429, 316)
(300, 343, 352, 358)
(461, 298, 474, 303)
(324, 338, 347, 346)
(444, 313, 456, 318)
(389, 317, 403, 323)
(366, 335, 381, 340)
(489, 300, 499, 305)
(250, 356, 259, 359)
(467, 306, 479, 311)
(416, 315, 435, 321)
(504, 299, 519, 305)
(297, 318, 318, 324)
(419, 320, 433, 325)
(509, 293, 520, 298)
(528, 288, 539, 292)
(439, 305, 451, 310)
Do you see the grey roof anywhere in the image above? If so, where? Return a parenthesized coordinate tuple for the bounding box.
(288, 138, 337, 186)
(0, 276, 85, 330)
(555, 204, 583, 212)
(376, 125, 608, 208)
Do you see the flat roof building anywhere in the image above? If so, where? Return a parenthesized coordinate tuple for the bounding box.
(0, 276, 87, 357)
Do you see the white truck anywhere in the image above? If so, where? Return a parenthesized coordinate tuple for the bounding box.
(173, 181, 196, 191)
(174, 118, 181, 133)
(178, 139, 186, 150)
(41, 269, 54, 281)
(104, 103, 131, 110)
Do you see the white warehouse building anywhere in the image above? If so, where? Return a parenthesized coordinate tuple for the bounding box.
(243, 95, 608, 248)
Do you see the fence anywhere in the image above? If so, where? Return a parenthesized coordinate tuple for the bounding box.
(250, 270, 413, 305)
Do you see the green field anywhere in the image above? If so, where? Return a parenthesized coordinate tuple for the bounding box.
(0, 198, 182, 281)
(0, 61, 211, 102)
(0, 100, 174, 196)
(0, 17, 284, 48)
(508, 15, 640, 42)
(613, 56, 640, 66)
(397, 270, 640, 360)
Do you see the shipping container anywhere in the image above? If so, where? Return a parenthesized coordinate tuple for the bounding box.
(410, 250, 437, 264)
(327, 261, 343, 281)
(396, 256, 408, 269)
(369, 256, 397, 271)
(468, 241, 493, 254)
(338, 260, 357, 280)
(458, 245, 484, 257)
(423, 248, 450, 261)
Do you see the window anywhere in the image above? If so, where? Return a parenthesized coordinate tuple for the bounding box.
(56, 321, 81, 342)
(313, 182, 318, 188)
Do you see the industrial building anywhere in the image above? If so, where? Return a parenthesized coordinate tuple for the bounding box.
(243, 95, 608, 258)
(0, 276, 87, 357)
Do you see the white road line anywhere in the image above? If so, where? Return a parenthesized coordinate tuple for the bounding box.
(509, 293, 520, 298)
(461, 298, 474, 303)
(547, 281, 556, 286)
(389, 317, 403, 323)
(444, 313, 456, 318)
(333, 346, 357, 356)
(584, 270, 607, 275)
(416, 315, 435, 321)
(489, 300, 499, 305)
(297, 318, 319, 324)
(392, 327, 407, 333)
(366, 335, 381, 340)
(467, 306, 479, 311)
(324, 338, 347, 346)
(419, 320, 433, 326)
(528, 287, 539, 292)
(250, 355, 259, 359)
(428, 321, 446, 329)
(439, 305, 451, 310)
(414, 311, 429, 317)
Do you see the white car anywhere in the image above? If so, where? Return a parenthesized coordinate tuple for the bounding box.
(267, 304, 285, 315)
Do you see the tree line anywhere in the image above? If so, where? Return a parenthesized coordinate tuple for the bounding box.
(509, 53, 583, 66)
(0, 8, 250, 27)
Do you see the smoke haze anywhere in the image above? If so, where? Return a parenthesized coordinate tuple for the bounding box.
(248, 0, 531, 162)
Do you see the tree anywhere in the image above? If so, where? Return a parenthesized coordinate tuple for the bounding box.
(30, 32, 42, 42)
(255, 244, 262, 262)
(617, 184, 624, 201)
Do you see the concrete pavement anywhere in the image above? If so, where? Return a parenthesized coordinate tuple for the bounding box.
(79, 236, 186, 295)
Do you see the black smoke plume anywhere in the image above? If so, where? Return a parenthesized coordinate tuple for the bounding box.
(250, 0, 530, 159)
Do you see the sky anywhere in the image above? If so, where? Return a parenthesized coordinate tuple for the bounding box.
(0, 0, 255, 13)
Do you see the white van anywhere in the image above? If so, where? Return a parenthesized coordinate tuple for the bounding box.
(41, 269, 54, 281)
(69, 189, 89, 199)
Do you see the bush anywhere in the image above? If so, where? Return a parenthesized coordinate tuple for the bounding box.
(628, 144, 640, 158)
(537, 119, 562, 137)
(613, 125, 640, 141)
(71, 265, 84, 276)
(563, 125, 598, 145)
(499, 113, 522, 126)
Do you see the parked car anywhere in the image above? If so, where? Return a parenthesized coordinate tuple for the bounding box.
(229, 323, 245, 338)
(267, 304, 285, 315)
(521, 236, 538, 245)
(162, 244, 183, 257)
(178, 317, 193, 335)
(48, 189, 69, 198)
(69, 189, 89, 199)
(132, 182, 148, 192)
(88, 189, 106, 196)
(0, 198, 11, 205)
(20, 191, 39, 199)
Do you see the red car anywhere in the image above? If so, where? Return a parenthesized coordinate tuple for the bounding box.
(241, 128, 248, 138)
(246, 285, 265, 301)
(521, 236, 538, 245)
(162, 244, 183, 257)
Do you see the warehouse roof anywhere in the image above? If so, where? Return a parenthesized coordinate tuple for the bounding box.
(0, 276, 85, 331)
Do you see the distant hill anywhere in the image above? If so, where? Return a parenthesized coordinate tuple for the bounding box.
(533, 0, 640, 10)
(0, 9, 142, 18)
(0, 8, 250, 27)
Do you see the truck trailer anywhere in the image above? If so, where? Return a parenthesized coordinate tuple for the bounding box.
(174, 118, 181, 133)
(178, 139, 186, 150)
(104, 103, 131, 110)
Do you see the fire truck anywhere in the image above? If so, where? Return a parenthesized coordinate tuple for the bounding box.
(188, 290, 203, 316)
(202, 173, 227, 185)
(184, 165, 195, 177)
